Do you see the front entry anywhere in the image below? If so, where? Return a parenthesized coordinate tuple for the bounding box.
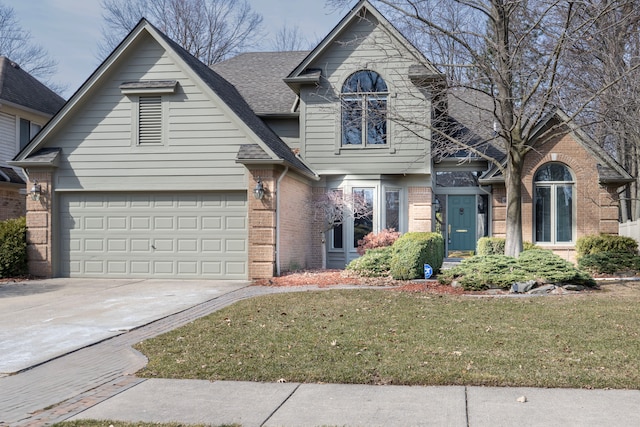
(447, 195, 476, 253)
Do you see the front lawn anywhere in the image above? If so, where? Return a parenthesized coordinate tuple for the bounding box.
(134, 283, 640, 389)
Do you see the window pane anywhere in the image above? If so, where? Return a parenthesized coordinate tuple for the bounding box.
(385, 189, 399, 230)
(333, 223, 343, 249)
(342, 98, 362, 145)
(556, 185, 573, 242)
(353, 188, 374, 247)
(535, 186, 551, 242)
(535, 163, 572, 182)
(19, 118, 30, 150)
(342, 70, 388, 93)
(367, 98, 387, 145)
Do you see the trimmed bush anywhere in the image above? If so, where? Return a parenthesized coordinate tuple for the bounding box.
(346, 246, 393, 277)
(356, 228, 400, 255)
(439, 249, 595, 291)
(0, 216, 28, 278)
(389, 232, 444, 280)
(518, 249, 594, 287)
(578, 251, 640, 275)
(576, 234, 638, 257)
(476, 237, 505, 255)
(476, 237, 541, 255)
(439, 255, 524, 290)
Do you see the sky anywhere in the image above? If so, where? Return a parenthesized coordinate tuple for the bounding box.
(6, 0, 350, 99)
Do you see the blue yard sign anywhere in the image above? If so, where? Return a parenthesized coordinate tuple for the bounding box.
(424, 264, 433, 279)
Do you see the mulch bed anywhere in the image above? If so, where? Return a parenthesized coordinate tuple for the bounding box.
(252, 269, 466, 295)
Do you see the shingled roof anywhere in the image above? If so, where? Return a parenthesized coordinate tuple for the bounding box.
(0, 57, 65, 115)
(211, 51, 309, 116)
(152, 24, 315, 178)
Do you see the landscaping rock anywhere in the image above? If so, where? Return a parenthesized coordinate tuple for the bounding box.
(511, 280, 536, 293)
(562, 284, 585, 292)
(528, 284, 556, 294)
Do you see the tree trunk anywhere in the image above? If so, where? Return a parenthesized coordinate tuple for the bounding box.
(321, 232, 327, 269)
(505, 146, 524, 257)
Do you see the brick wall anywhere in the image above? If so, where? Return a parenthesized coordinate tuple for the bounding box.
(408, 186, 432, 232)
(278, 173, 315, 272)
(247, 169, 276, 279)
(0, 184, 26, 221)
(491, 125, 623, 260)
(24, 171, 53, 277)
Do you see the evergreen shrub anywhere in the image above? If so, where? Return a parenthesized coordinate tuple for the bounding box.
(0, 216, 28, 278)
(346, 246, 393, 277)
(389, 232, 444, 280)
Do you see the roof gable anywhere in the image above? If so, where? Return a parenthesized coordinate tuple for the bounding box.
(286, 0, 439, 83)
(12, 20, 315, 178)
(479, 109, 633, 185)
(0, 56, 65, 116)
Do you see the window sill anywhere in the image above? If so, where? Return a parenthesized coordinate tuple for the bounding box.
(335, 145, 395, 154)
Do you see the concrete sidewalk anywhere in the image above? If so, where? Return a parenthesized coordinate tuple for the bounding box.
(71, 379, 640, 427)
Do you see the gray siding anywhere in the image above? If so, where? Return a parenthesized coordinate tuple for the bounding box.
(300, 12, 431, 175)
(45, 33, 254, 191)
(0, 112, 15, 164)
(263, 117, 300, 151)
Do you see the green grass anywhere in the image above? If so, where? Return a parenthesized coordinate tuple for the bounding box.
(134, 287, 640, 390)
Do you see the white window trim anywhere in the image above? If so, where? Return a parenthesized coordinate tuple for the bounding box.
(533, 173, 576, 245)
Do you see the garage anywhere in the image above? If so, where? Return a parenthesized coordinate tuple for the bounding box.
(58, 192, 248, 279)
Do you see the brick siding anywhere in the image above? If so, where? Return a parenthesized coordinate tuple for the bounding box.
(24, 170, 53, 277)
(0, 185, 26, 221)
(408, 186, 433, 232)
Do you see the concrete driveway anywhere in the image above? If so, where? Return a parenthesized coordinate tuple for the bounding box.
(0, 278, 250, 375)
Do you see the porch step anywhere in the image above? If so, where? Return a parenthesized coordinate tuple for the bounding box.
(441, 258, 463, 270)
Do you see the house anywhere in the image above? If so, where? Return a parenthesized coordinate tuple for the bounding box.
(0, 56, 65, 221)
(11, 0, 631, 279)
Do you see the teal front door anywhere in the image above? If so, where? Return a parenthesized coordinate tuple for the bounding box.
(447, 195, 476, 252)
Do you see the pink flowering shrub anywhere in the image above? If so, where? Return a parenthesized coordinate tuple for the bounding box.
(356, 228, 401, 255)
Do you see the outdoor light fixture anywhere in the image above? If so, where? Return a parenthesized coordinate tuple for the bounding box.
(30, 180, 42, 201)
(253, 177, 265, 200)
(433, 196, 441, 213)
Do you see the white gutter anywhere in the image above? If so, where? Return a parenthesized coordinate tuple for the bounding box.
(275, 166, 289, 276)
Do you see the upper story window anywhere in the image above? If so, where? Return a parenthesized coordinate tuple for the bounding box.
(341, 70, 388, 146)
(534, 163, 575, 244)
(19, 118, 41, 150)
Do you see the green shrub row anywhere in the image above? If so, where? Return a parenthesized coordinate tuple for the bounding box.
(576, 234, 637, 257)
(476, 237, 540, 255)
(439, 249, 595, 291)
(346, 231, 444, 279)
(0, 216, 28, 278)
(578, 251, 640, 275)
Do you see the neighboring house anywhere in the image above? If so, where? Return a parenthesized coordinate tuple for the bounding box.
(12, 0, 631, 279)
(0, 56, 65, 221)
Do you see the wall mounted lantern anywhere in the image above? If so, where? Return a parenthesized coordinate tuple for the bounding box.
(253, 177, 265, 200)
(433, 196, 441, 213)
(30, 180, 42, 201)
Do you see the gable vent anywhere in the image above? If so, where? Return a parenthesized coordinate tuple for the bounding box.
(139, 96, 162, 144)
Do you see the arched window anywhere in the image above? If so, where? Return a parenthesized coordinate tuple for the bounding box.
(534, 163, 575, 243)
(341, 70, 388, 146)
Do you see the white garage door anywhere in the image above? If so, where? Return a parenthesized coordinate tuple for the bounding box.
(58, 192, 248, 279)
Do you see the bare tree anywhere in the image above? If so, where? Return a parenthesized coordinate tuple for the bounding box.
(0, 2, 58, 85)
(98, 0, 263, 65)
(328, 0, 639, 257)
(560, 1, 640, 222)
(312, 189, 373, 268)
(269, 24, 313, 51)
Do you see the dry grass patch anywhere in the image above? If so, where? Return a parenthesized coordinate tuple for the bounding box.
(135, 284, 640, 389)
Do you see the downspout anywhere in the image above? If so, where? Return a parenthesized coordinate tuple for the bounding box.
(275, 166, 289, 276)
